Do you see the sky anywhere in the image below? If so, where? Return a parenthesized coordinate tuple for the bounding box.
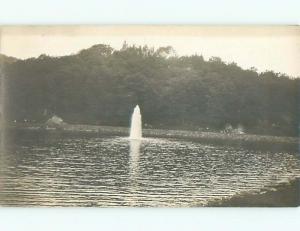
(1, 26, 300, 77)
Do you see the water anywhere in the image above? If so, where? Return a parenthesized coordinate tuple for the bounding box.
(0, 132, 299, 207)
(130, 105, 142, 140)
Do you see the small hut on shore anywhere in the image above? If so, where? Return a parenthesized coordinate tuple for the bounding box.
(45, 115, 66, 129)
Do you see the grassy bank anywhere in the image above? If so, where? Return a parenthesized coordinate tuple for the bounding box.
(210, 179, 299, 207)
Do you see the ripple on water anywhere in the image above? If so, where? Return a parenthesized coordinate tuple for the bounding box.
(0, 135, 299, 207)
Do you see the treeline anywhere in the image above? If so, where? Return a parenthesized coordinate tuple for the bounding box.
(2, 44, 299, 136)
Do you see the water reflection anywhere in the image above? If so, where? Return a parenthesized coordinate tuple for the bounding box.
(129, 139, 141, 176)
(0, 133, 299, 207)
(127, 139, 141, 206)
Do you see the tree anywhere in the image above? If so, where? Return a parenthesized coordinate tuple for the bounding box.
(3, 44, 298, 136)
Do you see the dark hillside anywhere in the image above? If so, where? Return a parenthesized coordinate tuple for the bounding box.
(3, 44, 299, 136)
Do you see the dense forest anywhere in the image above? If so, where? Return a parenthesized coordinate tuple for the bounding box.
(1, 43, 299, 136)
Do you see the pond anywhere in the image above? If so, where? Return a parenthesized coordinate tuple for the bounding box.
(0, 132, 299, 207)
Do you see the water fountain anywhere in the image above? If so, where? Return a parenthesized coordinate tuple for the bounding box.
(129, 105, 142, 140)
(129, 105, 142, 205)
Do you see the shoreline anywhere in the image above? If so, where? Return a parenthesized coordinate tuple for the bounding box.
(5, 123, 299, 153)
(209, 179, 300, 207)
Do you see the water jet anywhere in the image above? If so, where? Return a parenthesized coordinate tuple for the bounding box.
(129, 105, 142, 140)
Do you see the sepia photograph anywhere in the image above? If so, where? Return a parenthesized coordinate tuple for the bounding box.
(0, 25, 299, 207)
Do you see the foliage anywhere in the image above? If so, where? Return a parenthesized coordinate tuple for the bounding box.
(2, 44, 299, 136)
